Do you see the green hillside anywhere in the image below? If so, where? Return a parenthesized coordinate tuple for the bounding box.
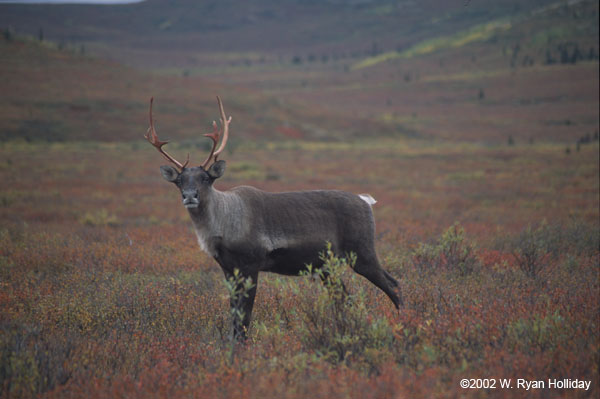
(0, 0, 566, 66)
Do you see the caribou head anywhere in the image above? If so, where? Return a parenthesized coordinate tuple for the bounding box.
(145, 96, 230, 209)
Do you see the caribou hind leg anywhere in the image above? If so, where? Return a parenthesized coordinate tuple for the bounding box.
(353, 255, 403, 309)
(383, 269, 399, 287)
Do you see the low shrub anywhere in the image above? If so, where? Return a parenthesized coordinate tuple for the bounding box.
(411, 223, 479, 276)
(0, 322, 74, 398)
(78, 209, 120, 227)
(501, 220, 599, 279)
(510, 224, 550, 278)
(296, 244, 394, 365)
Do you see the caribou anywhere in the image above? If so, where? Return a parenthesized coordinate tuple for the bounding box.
(145, 97, 402, 339)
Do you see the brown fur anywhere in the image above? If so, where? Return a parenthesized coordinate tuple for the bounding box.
(160, 163, 402, 340)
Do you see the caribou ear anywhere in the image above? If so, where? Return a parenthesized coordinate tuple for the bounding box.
(207, 160, 226, 180)
(160, 165, 179, 182)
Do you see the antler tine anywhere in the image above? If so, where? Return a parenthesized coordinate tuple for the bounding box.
(213, 96, 232, 159)
(201, 120, 220, 169)
(201, 96, 232, 169)
(145, 97, 189, 171)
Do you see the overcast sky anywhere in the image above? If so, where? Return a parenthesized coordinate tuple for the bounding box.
(0, 0, 144, 3)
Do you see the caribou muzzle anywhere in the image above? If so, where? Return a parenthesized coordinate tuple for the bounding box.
(182, 189, 200, 208)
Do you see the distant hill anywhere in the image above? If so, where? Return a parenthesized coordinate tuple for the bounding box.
(0, 31, 397, 143)
(1, 0, 598, 144)
(0, 0, 563, 65)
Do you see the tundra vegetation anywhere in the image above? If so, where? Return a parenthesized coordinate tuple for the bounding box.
(0, 0, 599, 397)
(0, 139, 597, 399)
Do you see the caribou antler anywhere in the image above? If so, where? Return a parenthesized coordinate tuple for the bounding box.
(146, 96, 230, 171)
(145, 97, 189, 172)
(201, 96, 232, 169)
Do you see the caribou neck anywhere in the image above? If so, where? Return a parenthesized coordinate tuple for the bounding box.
(187, 186, 248, 257)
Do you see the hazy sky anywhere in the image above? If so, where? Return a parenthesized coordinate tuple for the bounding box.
(0, 0, 144, 3)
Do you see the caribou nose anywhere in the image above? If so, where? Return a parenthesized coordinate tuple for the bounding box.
(182, 189, 199, 208)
